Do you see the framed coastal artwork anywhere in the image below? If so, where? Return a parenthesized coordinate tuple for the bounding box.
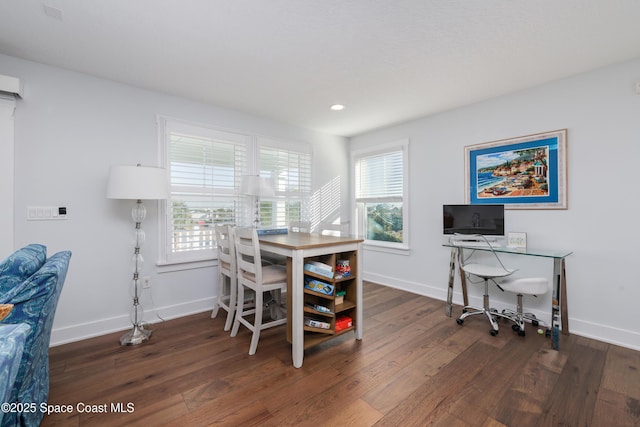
(465, 129, 567, 209)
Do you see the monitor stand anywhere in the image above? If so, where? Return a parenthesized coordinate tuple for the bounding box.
(454, 234, 497, 242)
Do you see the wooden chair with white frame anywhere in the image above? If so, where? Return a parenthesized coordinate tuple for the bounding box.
(211, 224, 238, 332)
(231, 227, 287, 355)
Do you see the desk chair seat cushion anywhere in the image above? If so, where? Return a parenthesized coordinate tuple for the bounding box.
(500, 277, 548, 295)
(457, 258, 515, 337)
(498, 277, 549, 336)
(241, 264, 286, 285)
(461, 263, 515, 279)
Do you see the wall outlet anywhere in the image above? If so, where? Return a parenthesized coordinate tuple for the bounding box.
(142, 276, 151, 289)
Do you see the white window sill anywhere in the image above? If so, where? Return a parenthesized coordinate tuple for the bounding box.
(363, 243, 411, 256)
(156, 258, 217, 273)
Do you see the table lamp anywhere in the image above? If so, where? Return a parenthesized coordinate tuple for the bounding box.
(107, 164, 169, 345)
(240, 175, 274, 228)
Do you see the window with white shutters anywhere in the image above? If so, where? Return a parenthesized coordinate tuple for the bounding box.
(257, 138, 312, 228)
(160, 118, 249, 263)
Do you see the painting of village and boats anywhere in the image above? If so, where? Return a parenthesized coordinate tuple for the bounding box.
(465, 130, 567, 209)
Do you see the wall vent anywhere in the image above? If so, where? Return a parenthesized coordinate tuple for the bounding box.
(0, 74, 23, 98)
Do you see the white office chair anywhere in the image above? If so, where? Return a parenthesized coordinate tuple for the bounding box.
(498, 277, 550, 336)
(316, 222, 349, 236)
(211, 224, 238, 331)
(453, 235, 516, 336)
(231, 227, 287, 355)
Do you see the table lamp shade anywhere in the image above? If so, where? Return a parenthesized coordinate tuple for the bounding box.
(107, 165, 169, 200)
(240, 175, 274, 197)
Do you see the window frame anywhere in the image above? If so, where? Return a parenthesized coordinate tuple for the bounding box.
(352, 139, 409, 252)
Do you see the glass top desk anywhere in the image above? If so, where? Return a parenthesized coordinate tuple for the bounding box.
(443, 243, 573, 350)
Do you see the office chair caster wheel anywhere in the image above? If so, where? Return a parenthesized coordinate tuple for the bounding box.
(512, 324, 519, 331)
(456, 318, 464, 325)
(532, 319, 539, 327)
(517, 329, 526, 337)
(490, 329, 498, 336)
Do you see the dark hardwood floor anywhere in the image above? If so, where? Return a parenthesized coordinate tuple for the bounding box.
(42, 282, 640, 426)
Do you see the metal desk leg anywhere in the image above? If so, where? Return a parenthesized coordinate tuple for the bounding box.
(458, 249, 469, 308)
(551, 257, 569, 350)
(446, 247, 469, 317)
(559, 258, 569, 335)
(446, 248, 456, 317)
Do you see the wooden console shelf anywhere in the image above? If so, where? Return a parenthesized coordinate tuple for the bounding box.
(302, 250, 358, 349)
(258, 232, 364, 367)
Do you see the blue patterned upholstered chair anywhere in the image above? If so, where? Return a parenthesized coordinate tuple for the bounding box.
(0, 245, 71, 427)
(0, 323, 31, 426)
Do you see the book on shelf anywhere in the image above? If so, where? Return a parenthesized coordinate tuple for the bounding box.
(304, 317, 331, 329)
(304, 278, 334, 295)
(303, 262, 334, 278)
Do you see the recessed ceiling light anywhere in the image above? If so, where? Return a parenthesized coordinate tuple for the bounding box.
(330, 104, 345, 111)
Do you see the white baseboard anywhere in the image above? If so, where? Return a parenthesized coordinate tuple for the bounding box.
(50, 297, 215, 347)
(363, 272, 640, 352)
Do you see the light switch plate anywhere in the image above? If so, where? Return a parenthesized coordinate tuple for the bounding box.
(27, 206, 68, 220)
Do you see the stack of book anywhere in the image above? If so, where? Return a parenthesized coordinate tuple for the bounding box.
(303, 261, 334, 278)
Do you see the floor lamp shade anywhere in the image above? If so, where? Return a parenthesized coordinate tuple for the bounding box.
(107, 165, 169, 200)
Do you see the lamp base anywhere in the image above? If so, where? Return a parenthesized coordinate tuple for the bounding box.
(119, 324, 152, 346)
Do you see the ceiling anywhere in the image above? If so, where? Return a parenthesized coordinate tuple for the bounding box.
(1, 1, 640, 137)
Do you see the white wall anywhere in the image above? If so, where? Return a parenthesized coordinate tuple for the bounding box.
(0, 53, 349, 345)
(0, 95, 15, 256)
(351, 58, 640, 351)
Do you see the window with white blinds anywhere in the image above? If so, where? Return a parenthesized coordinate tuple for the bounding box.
(353, 139, 409, 250)
(160, 118, 250, 263)
(257, 138, 312, 228)
(158, 119, 313, 264)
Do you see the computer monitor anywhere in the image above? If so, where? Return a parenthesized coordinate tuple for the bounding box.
(443, 204, 505, 236)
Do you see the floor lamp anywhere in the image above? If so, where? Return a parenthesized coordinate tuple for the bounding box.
(107, 164, 169, 345)
(240, 175, 274, 227)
